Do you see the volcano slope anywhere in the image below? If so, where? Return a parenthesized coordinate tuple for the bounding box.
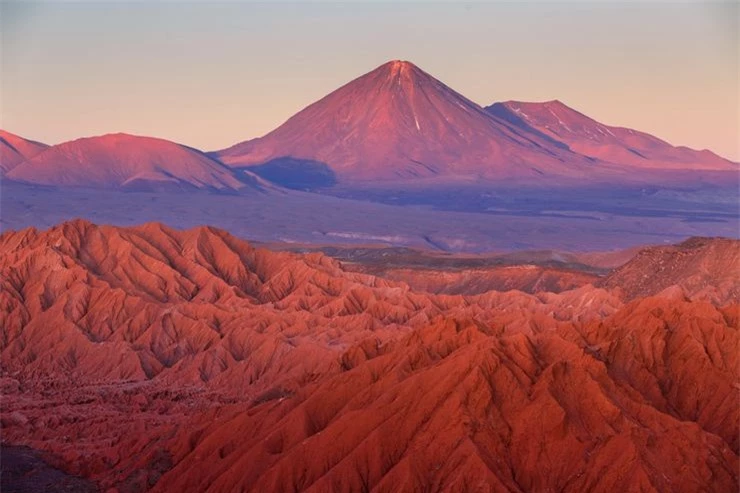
(0, 221, 738, 492)
(217, 60, 595, 183)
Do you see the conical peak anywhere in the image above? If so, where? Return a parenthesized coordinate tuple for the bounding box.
(388, 59, 414, 73)
(378, 59, 422, 81)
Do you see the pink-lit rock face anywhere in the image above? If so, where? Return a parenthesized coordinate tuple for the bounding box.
(0, 130, 49, 173)
(216, 60, 737, 186)
(1, 220, 738, 492)
(487, 100, 737, 170)
(217, 60, 596, 182)
(6, 133, 248, 191)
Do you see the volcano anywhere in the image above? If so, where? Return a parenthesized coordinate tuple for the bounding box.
(217, 61, 594, 183)
(0, 130, 49, 173)
(486, 100, 737, 170)
(7, 133, 253, 191)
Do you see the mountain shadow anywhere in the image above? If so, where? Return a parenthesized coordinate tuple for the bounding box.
(246, 157, 337, 190)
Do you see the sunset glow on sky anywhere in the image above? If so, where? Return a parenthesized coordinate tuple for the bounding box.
(2, 1, 738, 159)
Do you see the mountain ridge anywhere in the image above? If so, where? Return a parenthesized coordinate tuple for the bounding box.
(0, 130, 49, 173)
(486, 100, 737, 170)
(215, 60, 735, 185)
(3, 60, 736, 190)
(6, 133, 259, 191)
(216, 60, 597, 182)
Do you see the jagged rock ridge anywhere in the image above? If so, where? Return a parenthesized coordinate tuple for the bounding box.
(1, 221, 737, 492)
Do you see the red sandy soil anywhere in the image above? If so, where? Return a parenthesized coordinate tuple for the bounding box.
(487, 101, 736, 170)
(1, 220, 737, 492)
(0, 130, 49, 173)
(6, 134, 250, 191)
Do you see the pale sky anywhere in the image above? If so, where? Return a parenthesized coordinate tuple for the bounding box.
(1, 1, 738, 160)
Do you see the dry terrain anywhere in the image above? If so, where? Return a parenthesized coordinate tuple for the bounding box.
(1, 220, 737, 492)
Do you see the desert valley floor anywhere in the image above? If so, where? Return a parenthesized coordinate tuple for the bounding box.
(3, 181, 738, 253)
(0, 219, 737, 492)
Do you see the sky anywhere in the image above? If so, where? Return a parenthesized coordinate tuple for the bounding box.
(1, 1, 738, 160)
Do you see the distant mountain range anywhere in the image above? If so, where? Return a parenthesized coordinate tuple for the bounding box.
(5, 133, 268, 192)
(0, 130, 49, 173)
(1, 60, 735, 190)
(217, 60, 595, 182)
(486, 100, 732, 171)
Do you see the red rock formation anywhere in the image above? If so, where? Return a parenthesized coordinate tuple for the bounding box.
(350, 264, 598, 295)
(599, 236, 740, 302)
(1, 221, 737, 492)
(158, 298, 738, 493)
